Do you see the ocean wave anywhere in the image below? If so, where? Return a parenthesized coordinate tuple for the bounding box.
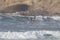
(0, 30, 60, 39)
(0, 16, 60, 40)
(0, 16, 60, 21)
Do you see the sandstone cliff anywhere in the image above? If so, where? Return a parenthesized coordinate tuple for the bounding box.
(0, 0, 60, 16)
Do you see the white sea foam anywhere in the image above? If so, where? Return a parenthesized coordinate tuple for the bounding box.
(1, 15, 60, 21)
(35, 16, 60, 20)
(21, 15, 60, 20)
(50, 16, 60, 20)
(0, 30, 60, 39)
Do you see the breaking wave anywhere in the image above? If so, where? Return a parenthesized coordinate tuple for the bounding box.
(0, 15, 60, 21)
(0, 15, 60, 40)
(0, 30, 60, 40)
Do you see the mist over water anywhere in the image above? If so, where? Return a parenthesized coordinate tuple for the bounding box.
(0, 15, 60, 40)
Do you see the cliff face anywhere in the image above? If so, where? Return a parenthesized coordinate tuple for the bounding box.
(0, 0, 60, 16)
(0, 0, 32, 9)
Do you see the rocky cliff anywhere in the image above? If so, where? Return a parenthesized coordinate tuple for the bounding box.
(0, 0, 60, 16)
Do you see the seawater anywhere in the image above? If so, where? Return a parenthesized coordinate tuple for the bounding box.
(0, 16, 60, 40)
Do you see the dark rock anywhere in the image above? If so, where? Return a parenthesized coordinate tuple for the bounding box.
(43, 34, 53, 37)
(0, 4, 30, 13)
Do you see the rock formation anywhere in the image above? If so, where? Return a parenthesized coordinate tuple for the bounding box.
(0, 0, 60, 16)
